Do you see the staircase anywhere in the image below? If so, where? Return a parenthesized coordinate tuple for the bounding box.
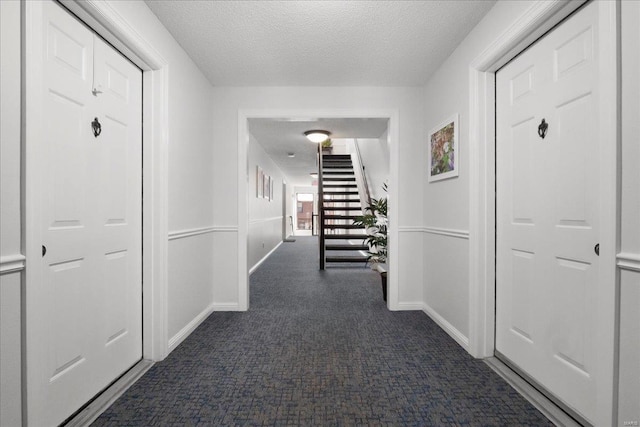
(319, 153, 369, 269)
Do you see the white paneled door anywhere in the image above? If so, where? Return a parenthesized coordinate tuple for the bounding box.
(496, 2, 599, 424)
(30, 2, 142, 425)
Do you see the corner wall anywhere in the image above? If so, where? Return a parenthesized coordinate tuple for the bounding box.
(80, 0, 216, 350)
(356, 132, 390, 200)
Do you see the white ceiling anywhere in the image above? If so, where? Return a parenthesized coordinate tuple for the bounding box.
(248, 118, 388, 186)
(144, 0, 496, 87)
(144, 1, 496, 186)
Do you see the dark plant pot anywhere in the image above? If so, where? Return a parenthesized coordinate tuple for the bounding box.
(322, 147, 333, 154)
(380, 271, 387, 302)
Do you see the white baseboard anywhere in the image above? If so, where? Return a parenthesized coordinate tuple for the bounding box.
(396, 302, 424, 310)
(249, 241, 283, 275)
(210, 302, 242, 311)
(168, 303, 215, 353)
(422, 303, 470, 350)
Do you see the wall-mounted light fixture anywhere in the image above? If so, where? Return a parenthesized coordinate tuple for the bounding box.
(287, 153, 295, 158)
(304, 130, 331, 143)
(309, 172, 318, 178)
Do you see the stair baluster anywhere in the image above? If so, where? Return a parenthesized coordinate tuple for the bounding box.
(318, 146, 325, 270)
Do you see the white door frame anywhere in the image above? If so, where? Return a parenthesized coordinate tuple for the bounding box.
(467, 1, 618, 425)
(24, 4, 170, 420)
(238, 109, 399, 310)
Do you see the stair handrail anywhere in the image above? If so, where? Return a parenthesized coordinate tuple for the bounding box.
(353, 139, 372, 206)
(318, 145, 325, 270)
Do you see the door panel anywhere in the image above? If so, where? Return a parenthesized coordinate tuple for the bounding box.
(496, 2, 598, 423)
(93, 34, 142, 394)
(41, 4, 95, 417)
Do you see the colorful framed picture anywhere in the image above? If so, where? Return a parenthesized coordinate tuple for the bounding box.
(428, 114, 459, 182)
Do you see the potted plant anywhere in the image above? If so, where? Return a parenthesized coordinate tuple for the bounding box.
(353, 183, 388, 301)
(321, 139, 333, 154)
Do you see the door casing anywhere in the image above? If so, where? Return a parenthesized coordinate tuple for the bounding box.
(466, 1, 619, 425)
(238, 109, 400, 311)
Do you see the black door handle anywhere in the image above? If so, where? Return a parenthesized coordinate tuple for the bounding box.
(92, 117, 102, 137)
(42, 245, 47, 257)
(538, 118, 548, 139)
(594, 243, 599, 256)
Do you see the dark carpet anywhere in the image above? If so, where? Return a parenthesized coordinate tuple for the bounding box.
(93, 236, 552, 426)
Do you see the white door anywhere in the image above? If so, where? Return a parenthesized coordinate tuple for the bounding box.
(29, 2, 142, 425)
(496, 2, 600, 423)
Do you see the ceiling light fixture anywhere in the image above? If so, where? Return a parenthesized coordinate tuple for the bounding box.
(304, 130, 331, 143)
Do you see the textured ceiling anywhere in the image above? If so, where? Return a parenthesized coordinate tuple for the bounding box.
(248, 118, 388, 186)
(144, 0, 496, 86)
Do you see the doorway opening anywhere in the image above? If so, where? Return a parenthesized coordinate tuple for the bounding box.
(296, 193, 315, 236)
(239, 112, 399, 310)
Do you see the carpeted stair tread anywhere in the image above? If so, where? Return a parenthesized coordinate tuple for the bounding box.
(323, 215, 360, 220)
(323, 171, 355, 175)
(322, 199, 361, 203)
(323, 154, 351, 159)
(323, 191, 359, 196)
(325, 244, 369, 251)
(324, 224, 364, 230)
(322, 206, 362, 211)
(323, 233, 368, 239)
(323, 184, 358, 188)
(325, 255, 369, 263)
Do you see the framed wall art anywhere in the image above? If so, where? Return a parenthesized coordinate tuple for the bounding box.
(270, 177, 274, 201)
(256, 166, 263, 198)
(428, 114, 459, 182)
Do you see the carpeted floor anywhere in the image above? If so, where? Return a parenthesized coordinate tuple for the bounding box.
(93, 236, 552, 426)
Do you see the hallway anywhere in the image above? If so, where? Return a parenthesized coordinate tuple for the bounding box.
(94, 237, 550, 426)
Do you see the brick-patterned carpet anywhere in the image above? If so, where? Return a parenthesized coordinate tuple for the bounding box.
(93, 237, 552, 426)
